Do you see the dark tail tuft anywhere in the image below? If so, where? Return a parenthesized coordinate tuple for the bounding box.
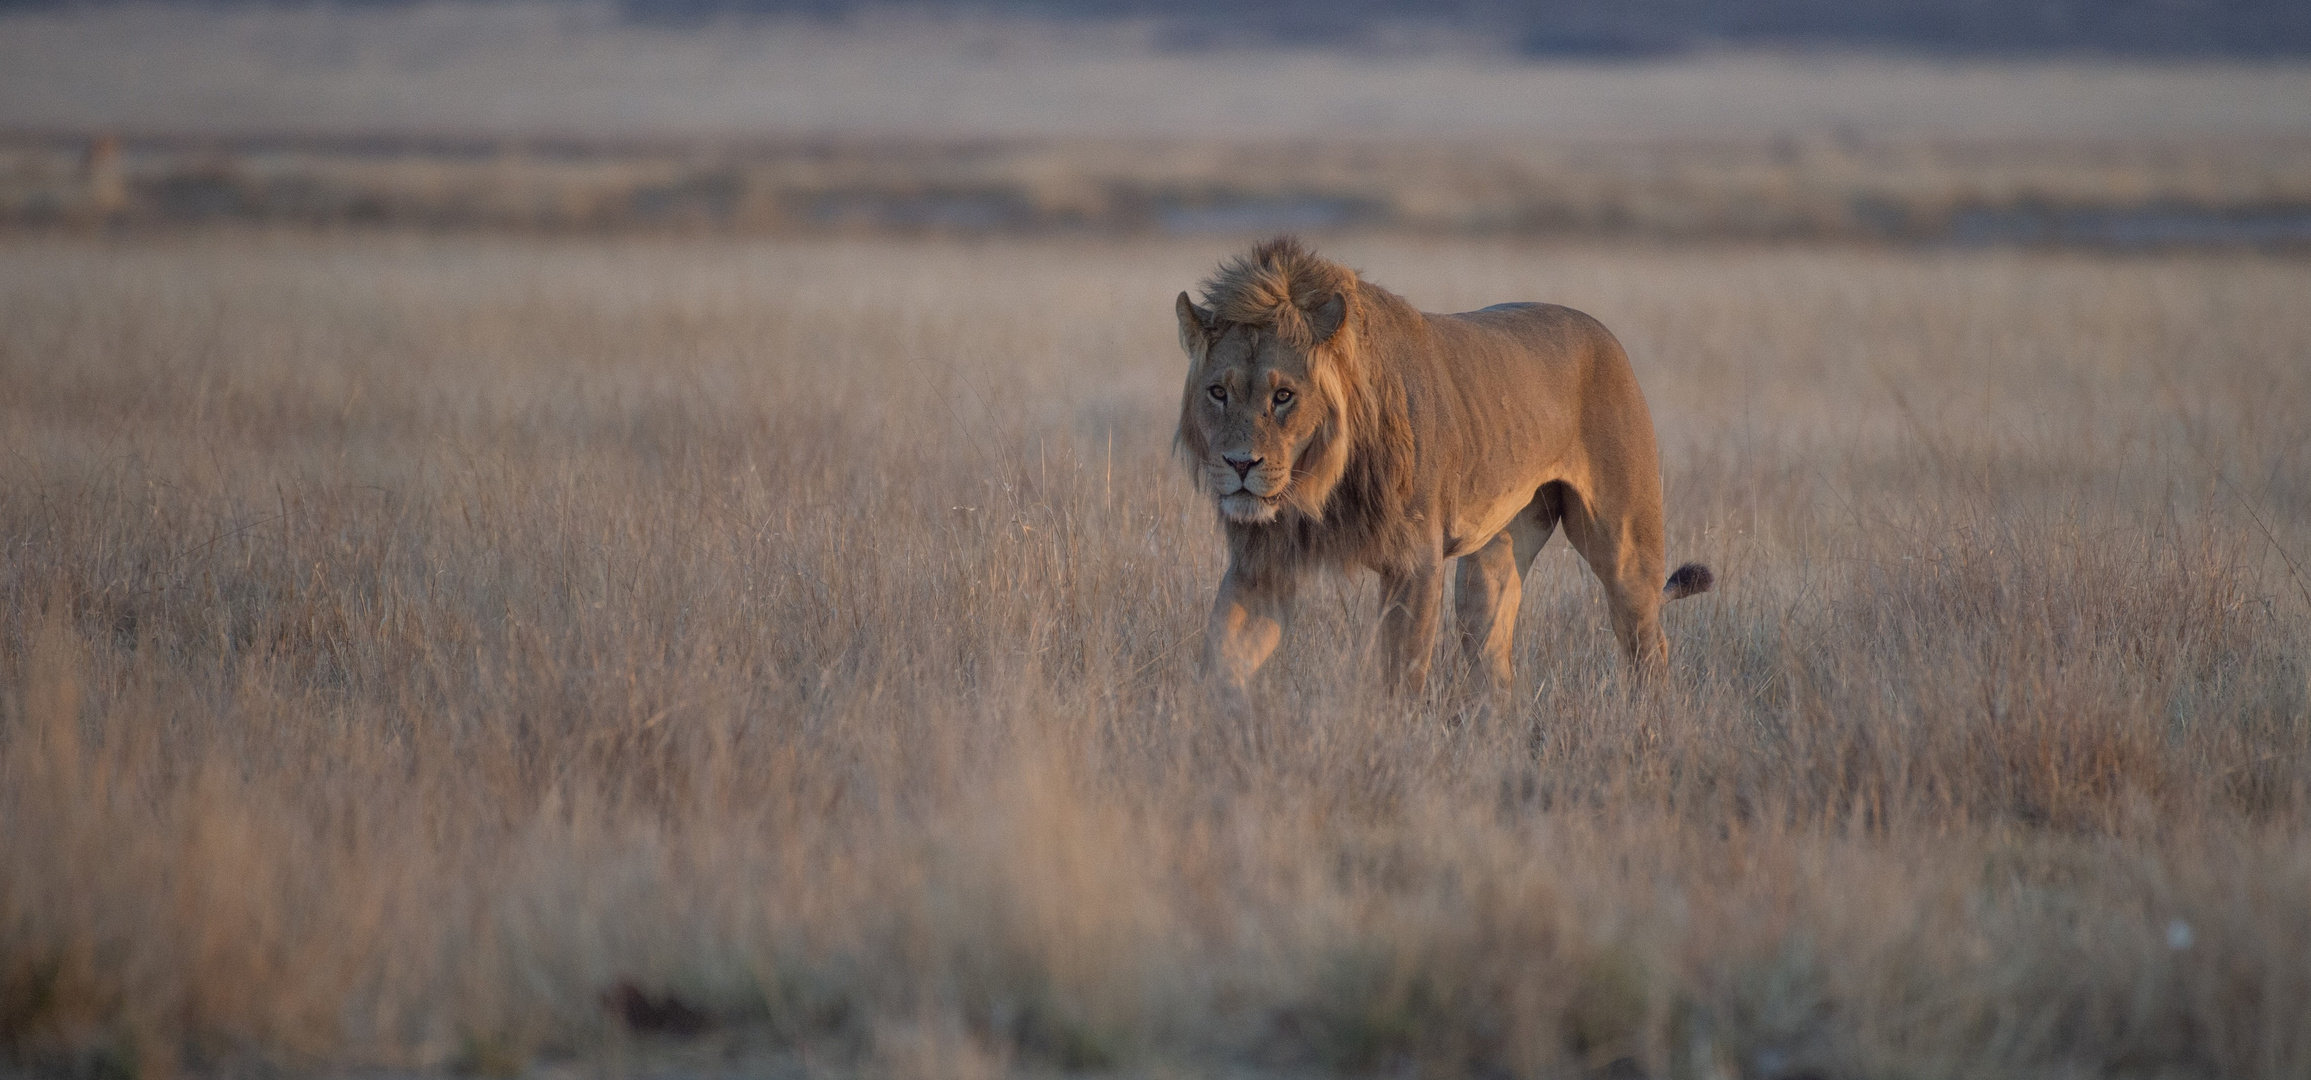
(1664, 562, 1714, 600)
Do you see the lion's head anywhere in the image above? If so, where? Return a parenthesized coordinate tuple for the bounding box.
(1174, 237, 1374, 525)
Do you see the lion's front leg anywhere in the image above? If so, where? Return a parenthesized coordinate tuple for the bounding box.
(1204, 561, 1298, 706)
(1378, 556, 1445, 696)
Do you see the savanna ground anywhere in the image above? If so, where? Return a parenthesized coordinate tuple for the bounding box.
(3, 234, 2310, 1079)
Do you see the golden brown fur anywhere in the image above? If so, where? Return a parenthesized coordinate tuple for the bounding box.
(1174, 236, 1711, 698)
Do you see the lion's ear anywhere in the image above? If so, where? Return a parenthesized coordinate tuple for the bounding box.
(1306, 291, 1348, 345)
(1176, 292, 1217, 359)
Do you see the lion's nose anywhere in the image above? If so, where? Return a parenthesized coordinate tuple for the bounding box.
(1223, 453, 1262, 480)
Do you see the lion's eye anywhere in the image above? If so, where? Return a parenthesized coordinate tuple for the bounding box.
(1273, 388, 1294, 406)
(1208, 385, 1226, 402)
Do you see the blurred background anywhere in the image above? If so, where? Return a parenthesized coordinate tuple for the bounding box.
(3, 0, 2309, 245)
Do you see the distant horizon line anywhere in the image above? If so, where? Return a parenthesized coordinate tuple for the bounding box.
(8, 0, 2310, 61)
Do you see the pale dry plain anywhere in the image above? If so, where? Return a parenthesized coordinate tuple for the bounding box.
(3, 234, 2311, 1079)
(11, 3, 2311, 142)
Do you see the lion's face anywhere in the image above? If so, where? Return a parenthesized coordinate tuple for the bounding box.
(1176, 291, 1345, 525)
(1192, 326, 1324, 523)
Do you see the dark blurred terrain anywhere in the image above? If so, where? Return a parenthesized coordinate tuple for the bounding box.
(632, 0, 2311, 57)
(8, 0, 2303, 55)
(10, 130, 2311, 248)
(51, 0, 2238, 57)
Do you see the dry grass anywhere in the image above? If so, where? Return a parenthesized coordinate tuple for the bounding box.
(2, 234, 2309, 1079)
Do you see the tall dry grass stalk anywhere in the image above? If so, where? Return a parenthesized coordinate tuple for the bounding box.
(2, 235, 2308, 1078)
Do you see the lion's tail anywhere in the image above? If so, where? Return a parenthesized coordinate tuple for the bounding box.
(1663, 562, 1714, 601)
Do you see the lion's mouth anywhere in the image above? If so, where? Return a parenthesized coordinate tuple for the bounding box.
(1217, 487, 1287, 523)
(1217, 483, 1286, 503)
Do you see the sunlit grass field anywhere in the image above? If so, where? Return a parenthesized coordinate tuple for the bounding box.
(3, 234, 2309, 1078)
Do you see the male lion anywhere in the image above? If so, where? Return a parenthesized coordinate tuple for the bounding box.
(1174, 236, 1712, 698)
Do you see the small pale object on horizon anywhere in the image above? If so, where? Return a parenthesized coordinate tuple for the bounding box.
(2166, 919, 2195, 950)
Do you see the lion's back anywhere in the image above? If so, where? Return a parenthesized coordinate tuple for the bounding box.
(1404, 300, 1653, 507)
(1412, 301, 1624, 406)
(1453, 302, 1619, 358)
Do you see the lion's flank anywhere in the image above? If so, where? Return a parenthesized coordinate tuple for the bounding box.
(1197, 235, 1360, 348)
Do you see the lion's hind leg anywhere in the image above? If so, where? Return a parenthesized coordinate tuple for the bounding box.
(1453, 487, 1563, 691)
(1556, 482, 1671, 675)
(1453, 532, 1522, 689)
